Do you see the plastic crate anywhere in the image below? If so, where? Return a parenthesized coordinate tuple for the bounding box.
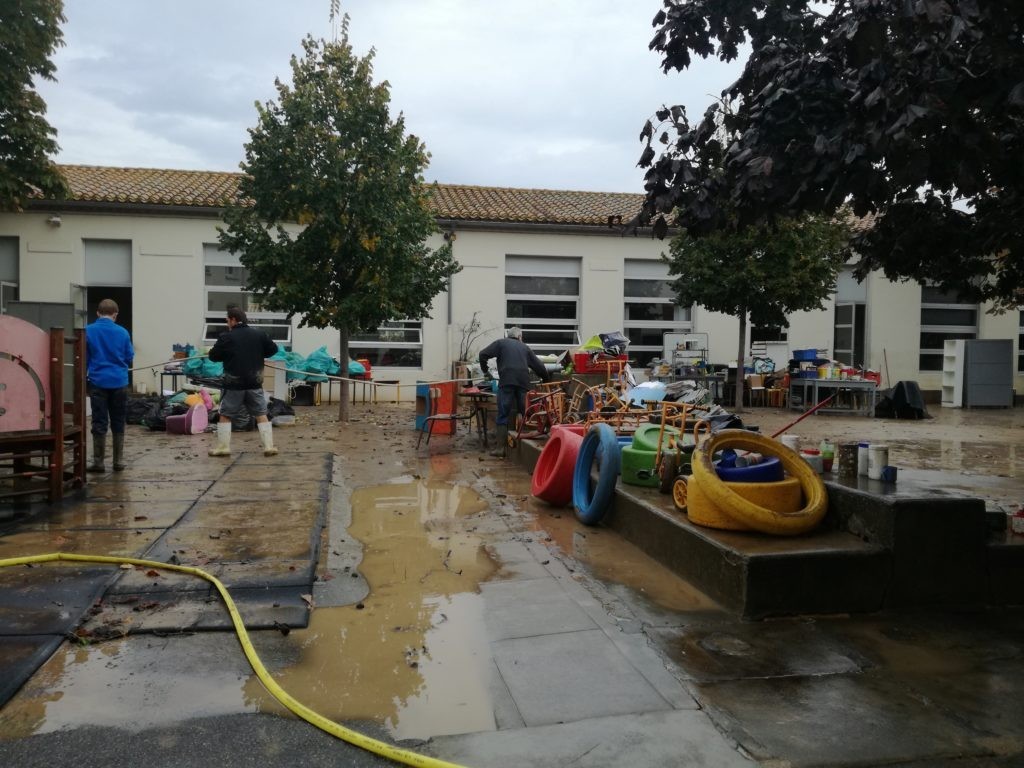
(573, 352, 627, 374)
(793, 349, 818, 361)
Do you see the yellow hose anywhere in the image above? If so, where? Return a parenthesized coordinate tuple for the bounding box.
(0, 552, 468, 768)
(690, 429, 828, 535)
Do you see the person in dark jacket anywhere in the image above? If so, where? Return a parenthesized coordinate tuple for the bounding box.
(478, 326, 550, 457)
(85, 298, 134, 472)
(207, 306, 279, 456)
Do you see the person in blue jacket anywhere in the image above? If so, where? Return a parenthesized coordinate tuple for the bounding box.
(85, 298, 134, 472)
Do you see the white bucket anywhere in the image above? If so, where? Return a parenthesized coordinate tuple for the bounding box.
(780, 434, 800, 452)
(868, 444, 889, 480)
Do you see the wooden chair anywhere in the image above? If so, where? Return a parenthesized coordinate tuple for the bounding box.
(745, 374, 766, 407)
(416, 386, 473, 448)
(767, 373, 790, 408)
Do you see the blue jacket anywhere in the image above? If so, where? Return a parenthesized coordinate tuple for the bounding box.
(86, 317, 133, 388)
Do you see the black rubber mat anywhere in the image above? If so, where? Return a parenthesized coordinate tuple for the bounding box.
(0, 635, 63, 706)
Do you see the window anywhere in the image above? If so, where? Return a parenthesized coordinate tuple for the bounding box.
(833, 268, 867, 366)
(84, 239, 132, 285)
(623, 259, 691, 367)
(349, 319, 423, 368)
(203, 244, 291, 344)
(750, 325, 788, 343)
(0, 236, 18, 313)
(505, 255, 581, 353)
(1019, 311, 1023, 373)
(919, 285, 977, 371)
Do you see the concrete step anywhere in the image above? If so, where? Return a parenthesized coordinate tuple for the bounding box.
(517, 438, 1022, 618)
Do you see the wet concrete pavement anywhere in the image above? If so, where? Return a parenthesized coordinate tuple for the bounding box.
(1, 402, 1023, 767)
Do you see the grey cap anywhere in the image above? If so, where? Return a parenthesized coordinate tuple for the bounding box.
(507, 326, 523, 339)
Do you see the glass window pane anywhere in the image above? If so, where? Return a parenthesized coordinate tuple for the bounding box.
(519, 327, 579, 346)
(921, 286, 968, 304)
(207, 291, 249, 313)
(624, 279, 675, 299)
(626, 327, 667, 347)
(919, 353, 944, 371)
(834, 304, 853, 324)
(625, 303, 675, 322)
(506, 299, 577, 320)
(351, 347, 423, 367)
(751, 326, 787, 342)
(919, 331, 975, 349)
(921, 307, 977, 326)
(351, 329, 421, 343)
(505, 275, 579, 296)
(0, 237, 17, 283)
(834, 327, 853, 350)
(205, 265, 249, 286)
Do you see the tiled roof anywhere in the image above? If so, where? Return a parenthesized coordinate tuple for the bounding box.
(56, 165, 241, 208)
(427, 184, 643, 226)
(47, 164, 644, 226)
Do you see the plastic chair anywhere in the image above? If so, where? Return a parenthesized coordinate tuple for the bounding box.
(416, 387, 473, 448)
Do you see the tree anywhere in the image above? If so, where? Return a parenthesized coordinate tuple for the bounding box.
(638, 1, 1024, 310)
(0, 0, 68, 210)
(219, 21, 460, 421)
(664, 213, 851, 411)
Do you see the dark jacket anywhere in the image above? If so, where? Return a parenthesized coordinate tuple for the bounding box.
(208, 323, 278, 390)
(478, 337, 550, 390)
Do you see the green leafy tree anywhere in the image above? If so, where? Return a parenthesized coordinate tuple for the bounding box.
(0, 0, 68, 210)
(665, 213, 851, 411)
(638, 1, 1024, 310)
(219, 22, 459, 421)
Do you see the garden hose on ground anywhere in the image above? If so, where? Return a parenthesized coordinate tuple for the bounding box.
(0, 552, 468, 768)
(690, 430, 828, 536)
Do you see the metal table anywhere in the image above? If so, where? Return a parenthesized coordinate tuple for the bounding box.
(789, 378, 877, 416)
(459, 388, 494, 449)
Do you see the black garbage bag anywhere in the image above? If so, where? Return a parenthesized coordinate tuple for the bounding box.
(126, 395, 161, 425)
(875, 380, 931, 419)
(142, 399, 189, 431)
(267, 397, 294, 419)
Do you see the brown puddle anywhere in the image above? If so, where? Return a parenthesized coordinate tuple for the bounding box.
(245, 478, 499, 740)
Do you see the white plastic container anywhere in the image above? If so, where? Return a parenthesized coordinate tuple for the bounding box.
(800, 448, 824, 473)
(868, 444, 889, 480)
(857, 442, 870, 476)
(780, 434, 800, 452)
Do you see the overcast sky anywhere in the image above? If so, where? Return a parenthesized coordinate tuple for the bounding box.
(39, 0, 741, 193)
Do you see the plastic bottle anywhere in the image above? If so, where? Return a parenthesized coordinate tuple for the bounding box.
(819, 439, 835, 472)
(857, 442, 870, 476)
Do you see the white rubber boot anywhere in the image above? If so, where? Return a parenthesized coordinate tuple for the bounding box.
(258, 421, 278, 456)
(208, 422, 232, 457)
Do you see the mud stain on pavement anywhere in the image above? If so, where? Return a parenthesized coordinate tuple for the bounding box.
(524, 500, 722, 614)
(246, 478, 499, 740)
(0, 639, 250, 738)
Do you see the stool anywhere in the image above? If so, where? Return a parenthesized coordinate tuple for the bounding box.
(166, 404, 208, 435)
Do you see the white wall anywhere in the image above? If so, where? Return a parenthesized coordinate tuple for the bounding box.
(3, 210, 1022, 399)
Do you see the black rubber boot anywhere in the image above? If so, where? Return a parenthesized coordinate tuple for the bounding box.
(112, 433, 126, 471)
(87, 435, 106, 473)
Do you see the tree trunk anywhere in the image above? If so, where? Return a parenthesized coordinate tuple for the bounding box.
(338, 327, 351, 423)
(735, 308, 747, 413)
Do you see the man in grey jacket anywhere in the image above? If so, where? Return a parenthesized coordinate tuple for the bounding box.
(478, 326, 550, 458)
